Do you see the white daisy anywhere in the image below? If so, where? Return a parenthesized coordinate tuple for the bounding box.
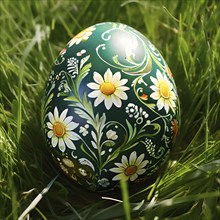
(47, 107, 79, 152)
(150, 69, 176, 113)
(87, 68, 130, 110)
(110, 151, 148, 181)
(68, 26, 96, 47)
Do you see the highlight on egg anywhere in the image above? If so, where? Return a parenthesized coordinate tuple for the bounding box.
(42, 22, 180, 191)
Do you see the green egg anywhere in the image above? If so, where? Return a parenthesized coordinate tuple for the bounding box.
(43, 22, 180, 191)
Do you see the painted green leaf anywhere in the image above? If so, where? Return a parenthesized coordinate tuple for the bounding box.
(76, 63, 92, 89)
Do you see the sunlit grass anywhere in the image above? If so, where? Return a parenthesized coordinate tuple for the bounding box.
(0, 0, 219, 219)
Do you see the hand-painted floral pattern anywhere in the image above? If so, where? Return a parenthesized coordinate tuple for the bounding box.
(110, 151, 149, 181)
(125, 103, 149, 124)
(46, 107, 79, 152)
(87, 68, 130, 109)
(43, 22, 180, 191)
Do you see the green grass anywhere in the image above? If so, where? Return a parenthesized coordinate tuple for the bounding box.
(0, 0, 220, 219)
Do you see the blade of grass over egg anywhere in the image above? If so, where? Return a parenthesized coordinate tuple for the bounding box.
(120, 179, 131, 220)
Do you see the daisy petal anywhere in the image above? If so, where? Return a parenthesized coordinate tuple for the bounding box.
(66, 131, 79, 140)
(47, 122, 53, 129)
(170, 91, 176, 100)
(116, 85, 129, 91)
(104, 68, 113, 82)
(109, 167, 124, 173)
(169, 99, 176, 108)
(66, 122, 79, 130)
(94, 72, 104, 84)
(83, 35, 89, 40)
(60, 109, 68, 121)
(58, 139, 66, 152)
(94, 93, 105, 106)
(112, 173, 128, 181)
(150, 85, 159, 92)
(87, 82, 100, 89)
(130, 173, 138, 181)
(136, 153, 145, 166)
(48, 112, 55, 124)
(129, 151, 137, 165)
(138, 160, 149, 169)
(150, 92, 160, 100)
(112, 95, 122, 108)
(157, 98, 164, 111)
(52, 136, 58, 148)
(114, 90, 128, 100)
(104, 96, 113, 110)
(112, 72, 121, 84)
(122, 155, 128, 166)
(64, 138, 76, 150)
(115, 79, 128, 87)
(54, 107, 59, 121)
(63, 116, 73, 125)
(164, 101, 169, 113)
(88, 90, 101, 98)
(115, 162, 124, 168)
(156, 70, 163, 81)
(150, 76, 159, 87)
(136, 168, 146, 175)
(47, 130, 54, 138)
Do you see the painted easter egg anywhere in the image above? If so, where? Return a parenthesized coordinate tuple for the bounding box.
(43, 22, 180, 191)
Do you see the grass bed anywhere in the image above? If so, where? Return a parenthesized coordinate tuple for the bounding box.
(0, 0, 219, 219)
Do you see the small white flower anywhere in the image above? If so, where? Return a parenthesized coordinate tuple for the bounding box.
(98, 178, 110, 188)
(79, 124, 89, 136)
(47, 107, 79, 152)
(77, 49, 86, 56)
(110, 151, 148, 181)
(106, 130, 118, 140)
(87, 68, 129, 110)
(78, 168, 88, 177)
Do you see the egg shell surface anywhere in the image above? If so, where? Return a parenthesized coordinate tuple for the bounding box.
(43, 22, 180, 191)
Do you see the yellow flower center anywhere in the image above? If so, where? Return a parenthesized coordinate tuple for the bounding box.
(77, 30, 87, 38)
(100, 82, 116, 95)
(53, 122, 65, 137)
(125, 165, 137, 176)
(160, 83, 170, 99)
